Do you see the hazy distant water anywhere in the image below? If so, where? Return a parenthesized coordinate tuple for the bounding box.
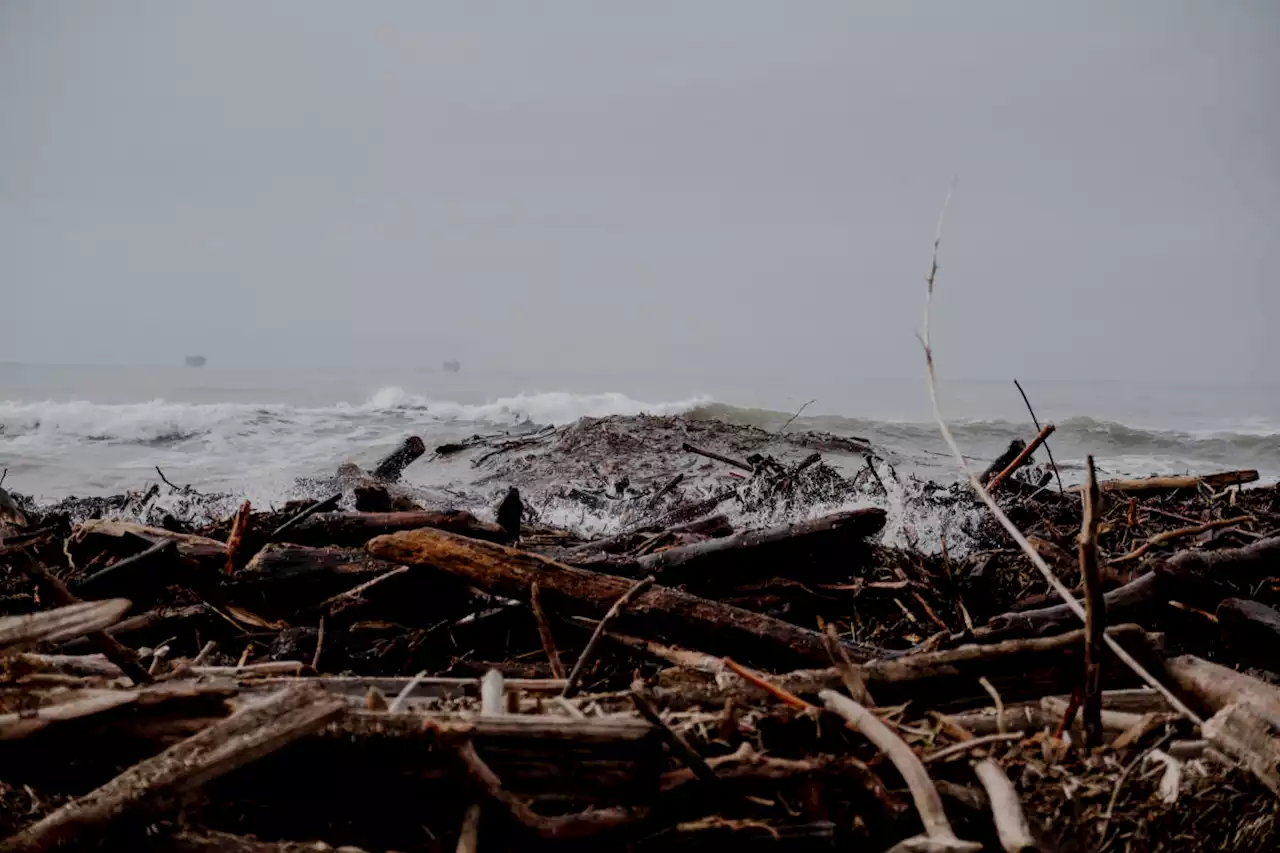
(1, 362, 1276, 503)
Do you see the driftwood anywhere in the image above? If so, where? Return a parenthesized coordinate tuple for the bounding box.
(1217, 598, 1280, 649)
(985, 424, 1055, 493)
(1085, 470, 1259, 496)
(277, 511, 507, 548)
(0, 683, 345, 853)
(972, 759, 1037, 852)
(982, 536, 1280, 640)
(0, 601, 132, 653)
(979, 440, 1026, 486)
(372, 435, 426, 482)
(65, 520, 227, 575)
(367, 527, 877, 670)
(1164, 654, 1280, 728)
(240, 543, 404, 584)
(635, 508, 886, 582)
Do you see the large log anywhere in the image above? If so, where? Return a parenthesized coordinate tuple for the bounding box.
(367, 527, 881, 669)
(371, 435, 426, 482)
(276, 510, 507, 548)
(1082, 470, 1259, 496)
(635, 508, 886, 583)
(240, 543, 403, 583)
(1164, 654, 1280, 729)
(1217, 598, 1280, 653)
(981, 536, 1280, 640)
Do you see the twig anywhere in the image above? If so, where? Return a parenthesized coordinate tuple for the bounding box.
(562, 575, 654, 697)
(723, 658, 812, 710)
(755, 399, 817, 449)
(1079, 456, 1105, 748)
(530, 581, 566, 679)
(985, 423, 1056, 493)
(631, 687, 722, 790)
(680, 442, 752, 473)
(270, 492, 342, 540)
(311, 616, 325, 672)
(979, 677, 1006, 735)
(915, 191, 1203, 728)
(1014, 379, 1064, 497)
(76, 539, 177, 592)
(387, 670, 428, 714)
(317, 565, 410, 613)
(821, 690, 981, 853)
(1099, 739, 1168, 842)
(0, 468, 7, 487)
(820, 621, 874, 706)
(1109, 515, 1253, 564)
(923, 733, 1023, 764)
(224, 500, 252, 576)
(155, 466, 182, 492)
(973, 758, 1038, 852)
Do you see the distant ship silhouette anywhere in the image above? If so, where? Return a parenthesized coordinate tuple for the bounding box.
(442, 360, 461, 373)
(184, 355, 207, 368)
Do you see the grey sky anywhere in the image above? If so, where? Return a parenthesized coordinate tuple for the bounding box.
(1, 1, 1275, 383)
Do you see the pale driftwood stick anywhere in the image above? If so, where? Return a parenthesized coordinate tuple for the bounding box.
(387, 670, 429, 714)
(923, 733, 1023, 764)
(1163, 655, 1280, 729)
(269, 492, 342, 540)
(631, 687, 721, 790)
(1079, 455, 1105, 748)
(8, 552, 153, 686)
(170, 830, 374, 853)
(0, 601, 132, 653)
(530, 581, 566, 679)
(562, 575, 655, 698)
(1086, 470, 1259, 496)
(480, 670, 505, 716)
(915, 207, 1202, 728)
(456, 805, 481, 853)
(0, 684, 344, 853)
(978, 677, 1006, 735)
(985, 423, 1056, 493)
(973, 759, 1038, 852)
(680, 441, 752, 472)
(821, 690, 981, 853)
(191, 641, 217, 667)
(1201, 702, 1280, 794)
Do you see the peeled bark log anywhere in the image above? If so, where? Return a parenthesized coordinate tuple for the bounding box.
(277, 511, 507, 548)
(635, 508, 886, 584)
(372, 435, 426, 482)
(1164, 654, 1280, 729)
(1086, 470, 1259, 496)
(367, 527, 877, 669)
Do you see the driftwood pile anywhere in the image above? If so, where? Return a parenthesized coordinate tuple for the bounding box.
(0, 430, 1278, 852)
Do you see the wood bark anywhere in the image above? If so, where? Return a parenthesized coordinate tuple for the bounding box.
(277, 511, 507, 548)
(635, 508, 886, 583)
(1085, 469, 1259, 496)
(0, 601, 132, 653)
(372, 435, 426, 482)
(0, 684, 344, 853)
(1164, 654, 1280, 729)
(240, 543, 404, 583)
(1217, 598, 1280, 651)
(982, 535, 1280, 640)
(366, 527, 876, 670)
(66, 520, 227, 575)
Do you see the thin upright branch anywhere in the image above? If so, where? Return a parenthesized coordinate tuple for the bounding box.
(562, 575, 654, 697)
(1014, 379, 1064, 496)
(1079, 456, 1105, 748)
(530, 581, 566, 679)
(916, 187, 1203, 728)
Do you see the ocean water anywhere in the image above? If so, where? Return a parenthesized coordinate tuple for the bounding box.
(1, 362, 1277, 506)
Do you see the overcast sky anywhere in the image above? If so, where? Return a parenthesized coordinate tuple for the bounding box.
(1, 1, 1275, 383)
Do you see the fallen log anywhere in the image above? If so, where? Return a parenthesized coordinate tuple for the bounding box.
(979, 440, 1026, 486)
(982, 535, 1280, 640)
(367, 527, 880, 670)
(239, 543, 404, 584)
(1217, 598, 1280, 652)
(0, 683, 344, 853)
(1164, 654, 1280, 729)
(276, 511, 507, 548)
(0, 601, 132, 653)
(372, 435, 426, 482)
(1083, 470, 1259, 496)
(635, 508, 886, 583)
